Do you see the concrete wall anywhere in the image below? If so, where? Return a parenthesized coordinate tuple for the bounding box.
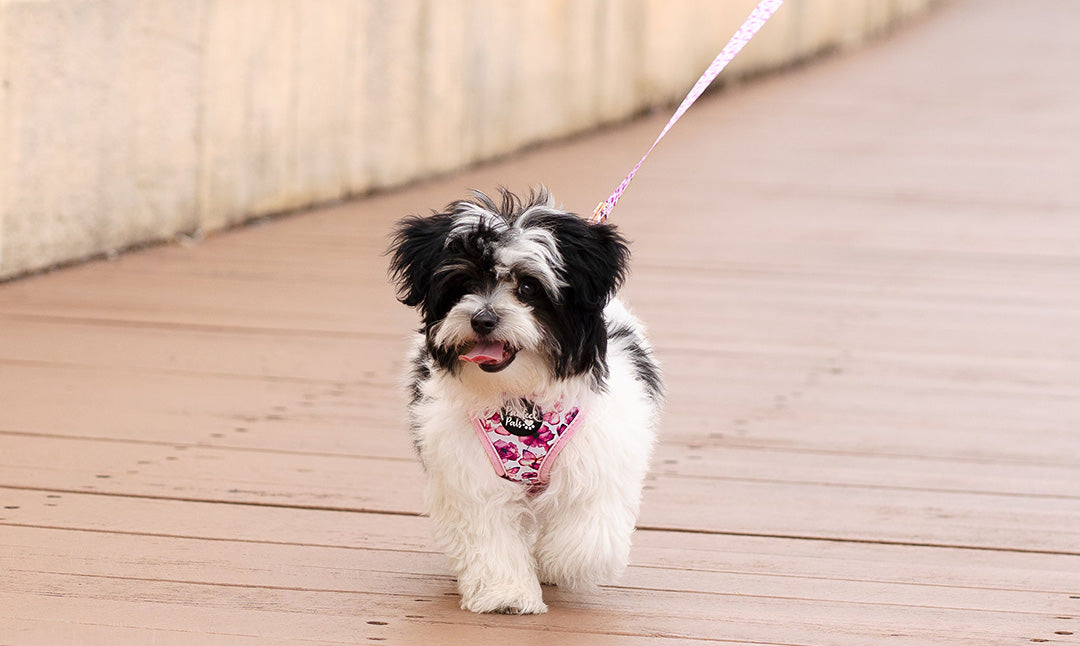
(0, 0, 937, 279)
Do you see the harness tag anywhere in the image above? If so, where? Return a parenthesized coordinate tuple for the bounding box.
(500, 402, 544, 436)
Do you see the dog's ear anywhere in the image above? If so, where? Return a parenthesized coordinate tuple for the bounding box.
(554, 218, 631, 310)
(539, 215, 630, 379)
(388, 213, 454, 310)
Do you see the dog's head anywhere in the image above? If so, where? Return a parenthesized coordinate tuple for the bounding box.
(389, 188, 629, 384)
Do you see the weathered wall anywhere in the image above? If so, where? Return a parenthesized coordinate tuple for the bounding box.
(0, 0, 937, 278)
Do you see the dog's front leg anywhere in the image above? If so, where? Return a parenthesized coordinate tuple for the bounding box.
(533, 426, 652, 591)
(425, 473, 547, 614)
(533, 482, 638, 591)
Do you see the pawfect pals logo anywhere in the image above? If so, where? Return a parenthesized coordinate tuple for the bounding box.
(500, 402, 543, 436)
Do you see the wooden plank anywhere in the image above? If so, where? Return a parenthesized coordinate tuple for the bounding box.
(3, 433, 1079, 553)
(6, 311, 1076, 404)
(4, 244, 1077, 355)
(0, 360, 413, 459)
(0, 487, 429, 552)
(4, 573, 1069, 646)
(5, 488, 1080, 598)
(639, 476, 1080, 555)
(3, 337, 1078, 468)
(2, 518, 1077, 613)
(0, 614, 733, 646)
(648, 444, 1080, 499)
(4, 395, 1079, 503)
(0, 618, 268, 646)
(3, 508, 1078, 644)
(0, 434, 425, 515)
(0, 317, 403, 382)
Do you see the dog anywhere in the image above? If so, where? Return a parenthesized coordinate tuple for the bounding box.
(388, 188, 661, 614)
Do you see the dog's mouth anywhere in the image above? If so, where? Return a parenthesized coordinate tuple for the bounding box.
(459, 339, 517, 373)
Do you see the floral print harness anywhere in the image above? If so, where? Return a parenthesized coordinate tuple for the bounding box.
(472, 402, 582, 488)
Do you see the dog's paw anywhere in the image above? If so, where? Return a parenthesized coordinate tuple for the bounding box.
(460, 583, 547, 615)
(536, 547, 625, 592)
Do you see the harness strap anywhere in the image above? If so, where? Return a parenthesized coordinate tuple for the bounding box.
(472, 405, 583, 486)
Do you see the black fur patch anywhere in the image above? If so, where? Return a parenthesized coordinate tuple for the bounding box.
(388, 213, 456, 314)
(407, 351, 431, 407)
(405, 348, 433, 463)
(626, 340, 663, 402)
(608, 323, 637, 341)
(608, 323, 663, 402)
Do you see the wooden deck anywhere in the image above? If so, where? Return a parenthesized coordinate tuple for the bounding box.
(3, 0, 1080, 643)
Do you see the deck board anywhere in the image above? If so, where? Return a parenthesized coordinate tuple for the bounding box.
(7, 430, 1078, 552)
(3, 503, 1075, 644)
(3, 0, 1080, 643)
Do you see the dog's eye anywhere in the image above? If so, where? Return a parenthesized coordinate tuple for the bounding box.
(516, 277, 540, 300)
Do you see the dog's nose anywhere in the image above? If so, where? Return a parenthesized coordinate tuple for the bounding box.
(471, 309, 499, 335)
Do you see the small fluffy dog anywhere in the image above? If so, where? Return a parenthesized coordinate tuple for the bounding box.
(388, 188, 661, 614)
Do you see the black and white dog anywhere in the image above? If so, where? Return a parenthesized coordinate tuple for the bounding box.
(389, 188, 661, 614)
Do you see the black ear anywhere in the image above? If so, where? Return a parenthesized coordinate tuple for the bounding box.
(554, 218, 631, 310)
(537, 215, 630, 380)
(387, 213, 454, 310)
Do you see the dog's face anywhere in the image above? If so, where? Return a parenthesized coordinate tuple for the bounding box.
(389, 189, 629, 384)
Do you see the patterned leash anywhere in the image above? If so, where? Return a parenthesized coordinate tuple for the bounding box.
(589, 0, 786, 224)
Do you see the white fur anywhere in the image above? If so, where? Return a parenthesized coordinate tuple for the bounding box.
(408, 298, 659, 614)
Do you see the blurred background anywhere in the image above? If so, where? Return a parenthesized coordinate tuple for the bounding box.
(0, 0, 936, 280)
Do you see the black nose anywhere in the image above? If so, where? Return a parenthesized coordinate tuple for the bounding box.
(471, 309, 499, 335)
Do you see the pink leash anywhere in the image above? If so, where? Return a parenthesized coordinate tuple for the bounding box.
(590, 0, 786, 224)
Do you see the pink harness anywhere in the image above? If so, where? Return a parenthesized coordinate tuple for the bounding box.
(472, 403, 582, 487)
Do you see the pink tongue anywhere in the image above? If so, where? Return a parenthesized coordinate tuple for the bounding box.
(459, 340, 506, 365)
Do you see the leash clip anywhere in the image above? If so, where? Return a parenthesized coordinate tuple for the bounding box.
(589, 201, 610, 224)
